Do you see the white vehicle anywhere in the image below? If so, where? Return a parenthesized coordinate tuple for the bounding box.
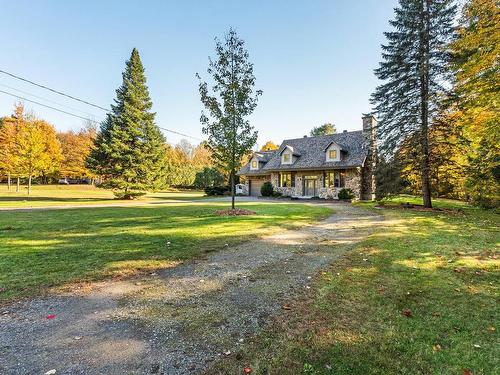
(235, 184, 246, 196)
(58, 178, 69, 185)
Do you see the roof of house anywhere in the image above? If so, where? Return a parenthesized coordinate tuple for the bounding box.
(237, 131, 367, 175)
(253, 150, 275, 162)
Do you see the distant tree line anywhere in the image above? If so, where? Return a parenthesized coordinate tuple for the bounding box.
(0, 101, 218, 196)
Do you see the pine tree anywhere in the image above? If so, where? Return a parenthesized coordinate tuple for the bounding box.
(197, 28, 261, 209)
(87, 49, 167, 198)
(371, 0, 456, 208)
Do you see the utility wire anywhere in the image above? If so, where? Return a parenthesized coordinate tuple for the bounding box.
(0, 69, 109, 112)
(157, 127, 202, 141)
(0, 89, 99, 122)
(0, 68, 202, 141)
(0, 87, 203, 141)
(0, 83, 105, 120)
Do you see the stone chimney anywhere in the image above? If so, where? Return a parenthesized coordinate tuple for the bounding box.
(361, 114, 377, 200)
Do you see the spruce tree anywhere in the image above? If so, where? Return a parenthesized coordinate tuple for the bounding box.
(87, 48, 167, 198)
(371, 0, 456, 208)
(197, 28, 261, 209)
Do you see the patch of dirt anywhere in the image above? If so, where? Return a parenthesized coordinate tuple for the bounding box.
(215, 208, 256, 216)
(0, 203, 383, 374)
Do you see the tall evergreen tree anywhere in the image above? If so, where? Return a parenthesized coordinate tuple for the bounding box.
(371, 0, 456, 208)
(197, 28, 261, 209)
(87, 48, 167, 198)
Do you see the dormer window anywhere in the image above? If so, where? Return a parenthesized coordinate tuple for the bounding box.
(280, 145, 299, 165)
(325, 142, 342, 162)
(251, 160, 258, 169)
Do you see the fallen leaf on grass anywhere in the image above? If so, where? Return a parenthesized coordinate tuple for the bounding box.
(487, 326, 495, 332)
(402, 309, 412, 317)
(244, 367, 252, 374)
(462, 369, 473, 375)
(432, 312, 440, 317)
(433, 344, 442, 352)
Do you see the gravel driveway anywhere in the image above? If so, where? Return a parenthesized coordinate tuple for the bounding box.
(0, 203, 382, 374)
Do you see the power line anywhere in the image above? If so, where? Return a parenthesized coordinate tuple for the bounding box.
(0, 69, 203, 141)
(157, 127, 202, 141)
(0, 69, 109, 112)
(0, 89, 99, 123)
(0, 83, 105, 120)
(0, 88, 203, 141)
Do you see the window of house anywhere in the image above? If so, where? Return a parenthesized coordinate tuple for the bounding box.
(325, 172, 334, 187)
(325, 170, 345, 188)
(282, 153, 291, 163)
(251, 160, 258, 169)
(328, 149, 337, 159)
(280, 172, 292, 187)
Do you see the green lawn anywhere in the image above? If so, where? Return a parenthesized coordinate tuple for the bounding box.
(0, 184, 208, 208)
(0, 202, 331, 302)
(210, 198, 499, 374)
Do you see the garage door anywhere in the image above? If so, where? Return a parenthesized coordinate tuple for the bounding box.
(249, 179, 266, 196)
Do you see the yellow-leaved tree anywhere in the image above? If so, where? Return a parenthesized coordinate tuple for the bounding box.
(450, 0, 500, 207)
(0, 104, 27, 191)
(15, 113, 62, 194)
(260, 141, 279, 151)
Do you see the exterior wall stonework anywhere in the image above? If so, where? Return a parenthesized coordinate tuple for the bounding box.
(271, 172, 301, 196)
(361, 115, 377, 200)
(318, 169, 361, 199)
(245, 168, 362, 199)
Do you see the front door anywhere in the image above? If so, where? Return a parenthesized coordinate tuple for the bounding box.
(304, 179, 316, 196)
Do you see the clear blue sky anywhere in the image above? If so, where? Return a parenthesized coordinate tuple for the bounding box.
(0, 0, 397, 147)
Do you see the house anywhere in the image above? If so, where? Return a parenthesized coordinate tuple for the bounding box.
(237, 114, 377, 200)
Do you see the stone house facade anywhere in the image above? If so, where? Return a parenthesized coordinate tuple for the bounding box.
(237, 115, 377, 200)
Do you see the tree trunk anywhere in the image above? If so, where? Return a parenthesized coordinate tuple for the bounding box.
(16, 177, 20, 193)
(230, 169, 235, 210)
(28, 174, 32, 195)
(419, 0, 432, 208)
(7, 173, 11, 191)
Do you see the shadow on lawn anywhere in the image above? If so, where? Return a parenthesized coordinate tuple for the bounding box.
(0, 196, 114, 203)
(207, 208, 499, 374)
(0, 203, 328, 302)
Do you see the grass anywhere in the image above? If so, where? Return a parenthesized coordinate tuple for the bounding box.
(0, 201, 331, 302)
(374, 194, 471, 210)
(0, 184, 208, 208)
(209, 197, 499, 374)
